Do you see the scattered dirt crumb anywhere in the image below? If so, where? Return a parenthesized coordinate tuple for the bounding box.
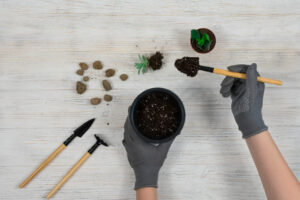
(102, 80, 112, 91)
(120, 74, 128, 81)
(83, 76, 89, 82)
(76, 81, 87, 94)
(93, 61, 103, 70)
(105, 69, 115, 77)
(90, 97, 101, 105)
(76, 69, 84, 76)
(79, 63, 89, 70)
(104, 94, 113, 102)
(107, 123, 110, 125)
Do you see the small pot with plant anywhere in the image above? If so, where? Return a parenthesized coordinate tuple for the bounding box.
(135, 52, 164, 74)
(190, 28, 216, 53)
(128, 88, 185, 144)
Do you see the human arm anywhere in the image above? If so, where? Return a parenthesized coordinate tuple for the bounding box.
(246, 130, 300, 200)
(136, 187, 158, 200)
(220, 63, 300, 199)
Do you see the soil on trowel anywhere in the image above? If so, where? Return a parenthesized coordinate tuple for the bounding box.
(134, 91, 180, 140)
(148, 52, 163, 70)
(174, 57, 200, 77)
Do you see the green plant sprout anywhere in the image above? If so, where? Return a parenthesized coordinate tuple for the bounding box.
(191, 29, 211, 51)
(135, 55, 149, 74)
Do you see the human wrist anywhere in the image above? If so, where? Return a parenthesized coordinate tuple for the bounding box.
(134, 167, 159, 190)
(136, 187, 158, 200)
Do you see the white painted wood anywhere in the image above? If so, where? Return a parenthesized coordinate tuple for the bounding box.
(0, 0, 299, 199)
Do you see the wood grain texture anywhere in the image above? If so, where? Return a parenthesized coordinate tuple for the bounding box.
(0, 0, 299, 199)
(19, 143, 66, 188)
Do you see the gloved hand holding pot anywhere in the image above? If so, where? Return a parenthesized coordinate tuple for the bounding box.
(122, 88, 185, 190)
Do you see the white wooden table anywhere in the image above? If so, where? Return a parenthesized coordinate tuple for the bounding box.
(1, 1, 299, 199)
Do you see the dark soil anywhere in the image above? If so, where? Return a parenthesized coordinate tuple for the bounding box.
(134, 91, 180, 140)
(148, 52, 163, 70)
(175, 57, 200, 77)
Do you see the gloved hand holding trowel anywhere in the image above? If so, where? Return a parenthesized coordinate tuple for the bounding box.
(123, 64, 300, 200)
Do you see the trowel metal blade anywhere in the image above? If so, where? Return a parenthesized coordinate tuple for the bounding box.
(74, 118, 95, 137)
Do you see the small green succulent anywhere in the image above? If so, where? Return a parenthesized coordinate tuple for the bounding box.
(135, 55, 149, 74)
(191, 29, 211, 51)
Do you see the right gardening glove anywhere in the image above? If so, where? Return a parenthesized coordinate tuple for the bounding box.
(220, 63, 268, 138)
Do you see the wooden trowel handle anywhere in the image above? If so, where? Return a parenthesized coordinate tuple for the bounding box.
(46, 152, 91, 199)
(19, 144, 66, 188)
(213, 68, 282, 86)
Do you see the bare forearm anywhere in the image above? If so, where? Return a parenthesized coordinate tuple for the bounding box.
(246, 131, 300, 200)
(136, 187, 157, 200)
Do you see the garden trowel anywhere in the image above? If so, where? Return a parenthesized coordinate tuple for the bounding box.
(19, 118, 95, 188)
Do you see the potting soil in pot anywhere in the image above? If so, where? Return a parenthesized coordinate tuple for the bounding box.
(134, 91, 180, 140)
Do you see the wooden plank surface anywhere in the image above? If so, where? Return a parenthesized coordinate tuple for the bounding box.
(0, 0, 299, 199)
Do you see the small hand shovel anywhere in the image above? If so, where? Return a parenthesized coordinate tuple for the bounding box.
(202, 65, 282, 85)
(46, 134, 109, 199)
(19, 118, 95, 188)
(175, 57, 283, 85)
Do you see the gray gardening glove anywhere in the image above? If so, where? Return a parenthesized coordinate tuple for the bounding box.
(220, 63, 268, 138)
(122, 117, 174, 190)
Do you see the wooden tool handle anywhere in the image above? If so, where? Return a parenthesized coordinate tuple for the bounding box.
(19, 143, 66, 188)
(213, 68, 282, 86)
(46, 152, 90, 199)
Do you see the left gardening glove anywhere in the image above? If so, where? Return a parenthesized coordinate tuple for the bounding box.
(122, 117, 174, 190)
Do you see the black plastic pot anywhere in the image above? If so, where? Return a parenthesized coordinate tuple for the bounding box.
(129, 88, 185, 143)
